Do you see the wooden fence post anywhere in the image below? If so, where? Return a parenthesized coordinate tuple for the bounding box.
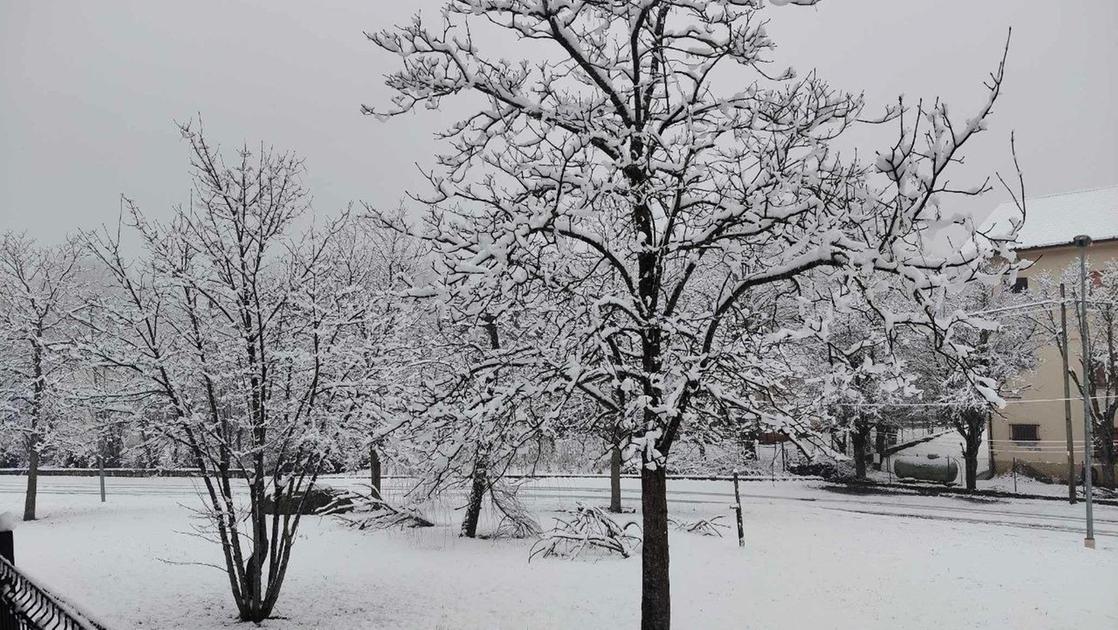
(732, 470, 745, 548)
(99, 456, 107, 503)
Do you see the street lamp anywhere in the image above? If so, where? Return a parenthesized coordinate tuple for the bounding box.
(1073, 234, 1095, 549)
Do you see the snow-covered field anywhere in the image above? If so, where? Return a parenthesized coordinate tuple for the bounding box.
(2, 475, 1116, 629)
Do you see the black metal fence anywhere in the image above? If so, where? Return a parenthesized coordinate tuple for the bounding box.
(1, 532, 109, 630)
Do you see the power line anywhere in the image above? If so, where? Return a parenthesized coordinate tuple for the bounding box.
(830, 394, 1115, 409)
(988, 439, 1089, 444)
(968, 297, 1118, 318)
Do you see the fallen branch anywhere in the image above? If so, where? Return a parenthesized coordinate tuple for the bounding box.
(323, 487, 434, 529)
(669, 515, 729, 537)
(530, 503, 641, 560)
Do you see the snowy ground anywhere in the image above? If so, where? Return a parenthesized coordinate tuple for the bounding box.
(2, 475, 1116, 629)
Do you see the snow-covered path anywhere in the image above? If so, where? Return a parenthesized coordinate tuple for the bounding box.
(1, 475, 1115, 629)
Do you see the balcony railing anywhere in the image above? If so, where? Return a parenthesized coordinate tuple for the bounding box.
(1, 553, 109, 630)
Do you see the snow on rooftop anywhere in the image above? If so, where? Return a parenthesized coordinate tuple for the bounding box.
(981, 184, 1118, 250)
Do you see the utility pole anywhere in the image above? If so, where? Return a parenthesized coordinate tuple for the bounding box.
(1059, 284, 1076, 504)
(1074, 235, 1095, 549)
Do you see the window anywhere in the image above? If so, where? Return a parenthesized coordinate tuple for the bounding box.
(1010, 277, 1029, 293)
(1010, 423, 1039, 442)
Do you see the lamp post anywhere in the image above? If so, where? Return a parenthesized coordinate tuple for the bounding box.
(1073, 234, 1095, 549)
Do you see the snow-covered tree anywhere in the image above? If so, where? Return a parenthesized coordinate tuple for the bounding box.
(315, 214, 429, 497)
(367, 2, 1019, 626)
(394, 289, 572, 537)
(913, 278, 1040, 489)
(82, 124, 354, 622)
(0, 232, 85, 520)
(791, 277, 922, 479)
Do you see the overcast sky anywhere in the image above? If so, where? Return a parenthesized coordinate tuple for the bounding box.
(3, 0, 1116, 245)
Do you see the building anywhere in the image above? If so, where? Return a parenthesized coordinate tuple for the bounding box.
(981, 185, 1118, 481)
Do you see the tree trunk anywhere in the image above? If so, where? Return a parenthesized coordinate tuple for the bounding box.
(460, 314, 499, 538)
(369, 445, 382, 500)
(609, 442, 623, 513)
(1097, 417, 1116, 489)
(851, 425, 869, 480)
(962, 439, 979, 491)
(958, 409, 985, 491)
(246, 452, 268, 621)
(23, 446, 39, 521)
(963, 452, 978, 490)
(640, 465, 670, 630)
(24, 341, 43, 522)
(460, 463, 487, 538)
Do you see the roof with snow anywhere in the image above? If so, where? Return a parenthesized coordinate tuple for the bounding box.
(981, 185, 1118, 250)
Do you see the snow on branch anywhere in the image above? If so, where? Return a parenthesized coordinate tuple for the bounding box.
(370, 1, 1022, 476)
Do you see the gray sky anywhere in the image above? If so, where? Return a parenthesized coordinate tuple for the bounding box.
(3, 0, 1116, 244)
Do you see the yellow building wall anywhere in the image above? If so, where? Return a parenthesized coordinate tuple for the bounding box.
(990, 239, 1118, 480)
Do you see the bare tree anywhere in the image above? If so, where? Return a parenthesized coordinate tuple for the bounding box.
(319, 214, 428, 499)
(82, 124, 351, 622)
(0, 233, 84, 521)
(368, 3, 1018, 627)
(396, 301, 566, 538)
